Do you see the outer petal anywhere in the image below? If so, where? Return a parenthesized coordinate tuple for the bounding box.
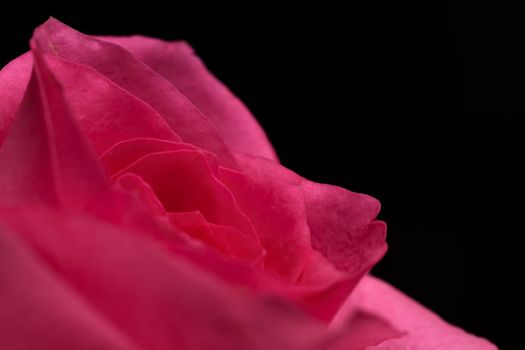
(0, 70, 58, 205)
(43, 55, 180, 154)
(333, 276, 498, 350)
(0, 50, 112, 212)
(0, 48, 169, 232)
(30, 18, 238, 167)
(0, 209, 397, 350)
(220, 164, 312, 281)
(0, 227, 138, 350)
(102, 35, 278, 161)
(221, 154, 387, 321)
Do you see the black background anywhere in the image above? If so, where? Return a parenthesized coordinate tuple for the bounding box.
(2, 4, 518, 349)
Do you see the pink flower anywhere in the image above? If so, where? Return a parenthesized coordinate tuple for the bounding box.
(0, 18, 496, 350)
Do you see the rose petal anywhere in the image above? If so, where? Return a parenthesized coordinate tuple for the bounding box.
(169, 211, 264, 262)
(100, 138, 198, 175)
(115, 173, 168, 218)
(219, 164, 312, 281)
(0, 208, 397, 350)
(114, 150, 258, 240)
(0, 50, 111, 213)
(334, 276, 498, 350)
(0, 226, 139, 350)
(300, 181, 387, 274)
(43, 55, 180, 154)
(329, 311, 403, 350)
(297, 181, 387, 319)
(31, 18, 238, 167)
(102, 35, 278, 161)
(0, 70, 58, 205)
(230, 154, 387, 320)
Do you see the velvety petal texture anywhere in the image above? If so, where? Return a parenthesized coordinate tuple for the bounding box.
(0, 18, 497, 350)
(101, 35, 278, 161)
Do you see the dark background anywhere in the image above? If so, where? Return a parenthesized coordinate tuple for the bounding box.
(2, 4, 518, 348)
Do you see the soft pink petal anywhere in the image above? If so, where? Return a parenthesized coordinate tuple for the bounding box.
(0, 227, 139, 350)
(102, 35, 278, 161)
(0, 208, 397, 350)
(295, 251, 362, 321)
(31, 18, 238, 167)
(334, 276, 498, 350)
(329, 311, 403, 350)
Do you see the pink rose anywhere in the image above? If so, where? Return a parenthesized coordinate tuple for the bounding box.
(0, 18, 496, 350)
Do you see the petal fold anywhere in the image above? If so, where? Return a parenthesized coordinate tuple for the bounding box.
(102, 35, 278, 161)
(0, 209, 399, 350)
(31, 18, 237, 167)
(0, 49, 112, 213)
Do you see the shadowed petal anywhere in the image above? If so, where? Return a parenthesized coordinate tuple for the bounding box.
(115, 150, 257, 240)
(0, 209, 399, 350)
(0, 226, 139, 350)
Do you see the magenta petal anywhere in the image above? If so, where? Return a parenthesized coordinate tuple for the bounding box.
(102, 36, 278, 161)
(0, 51, 112, 211)
(31, 18, 238, 167)
(169, 211, 264, 262)
(335, 276, 498, 350)
(100, 138, 198, 175)
(0, 71, 58, 204)
(219, 164, 312, 281)
(0, 209, 396, 350)
(0, 227, 138, 350)
(42, 55, 180, 154)
(231, 154, 387, 319)
(300, 181, 387, 274)
(115, 150, 258, 239)
(115, 173, 167, 218)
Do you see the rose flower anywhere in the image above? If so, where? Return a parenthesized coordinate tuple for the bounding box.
(0, 18, 496, 350)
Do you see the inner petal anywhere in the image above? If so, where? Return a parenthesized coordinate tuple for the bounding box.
(113, 149, 259, 244)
